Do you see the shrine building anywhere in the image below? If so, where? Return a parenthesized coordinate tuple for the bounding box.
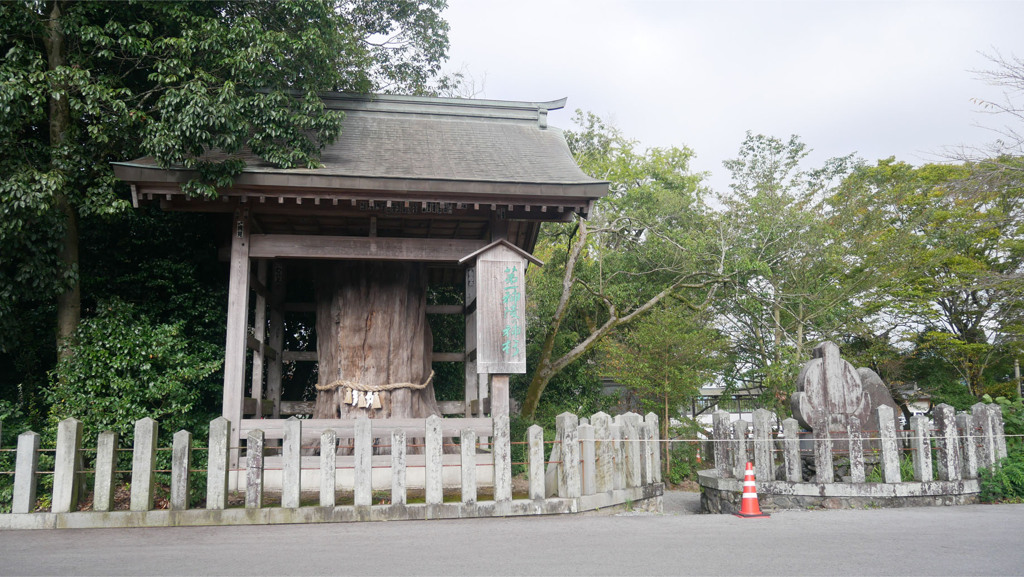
(113, 93, 608, 480)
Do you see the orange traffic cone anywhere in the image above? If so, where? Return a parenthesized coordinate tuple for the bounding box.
(734, 461, 770, 518)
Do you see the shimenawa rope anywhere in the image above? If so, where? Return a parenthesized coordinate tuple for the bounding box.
(315, 370, 435, 393)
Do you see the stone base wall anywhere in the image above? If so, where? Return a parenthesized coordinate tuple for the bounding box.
(0, 484, 664, 530)
(698, 470, 979, 513)
(3, 410, 665, 529)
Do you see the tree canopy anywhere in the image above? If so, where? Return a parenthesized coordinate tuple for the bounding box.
(0, 0, 453, 358)
(0, 0, 454, 440)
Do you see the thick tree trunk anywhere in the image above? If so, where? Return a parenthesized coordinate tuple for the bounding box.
(44, 0, 80, 362)
(313, 262, 443, 453)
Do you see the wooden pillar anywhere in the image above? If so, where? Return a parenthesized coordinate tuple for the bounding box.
(223, 208, 251, 468)
(489, 210, 508, 242)
(250, 259, 268, 406)
(490, 375, 509, 418)
(267, 261, 285, 418)
(464, 264, 478, 418)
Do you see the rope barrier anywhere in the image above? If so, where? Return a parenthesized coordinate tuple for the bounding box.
(658, 433, 1023, 443)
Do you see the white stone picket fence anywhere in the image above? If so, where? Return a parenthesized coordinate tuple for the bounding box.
(699, 403, 1009, 512)
(0, 411, 663, 530)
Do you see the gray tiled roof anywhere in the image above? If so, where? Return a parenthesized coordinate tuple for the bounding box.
(312, 111, 592, 184)
(114, 93, 608, 199)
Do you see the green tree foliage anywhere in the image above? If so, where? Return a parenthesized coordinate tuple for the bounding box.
(0, 0, 452, 360)
(716, 133, 861, 412)
(834, 158, 1023, 399)
(47, 298, 222, 443)
(601, 300, 728, 477)
(602, 301, 727, 435)
(0, 0, 453, 432)
(521, 112, 727, 418)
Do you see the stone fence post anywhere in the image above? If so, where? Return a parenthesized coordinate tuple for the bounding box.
(282, 417, 302, 509)
(390, 429, 406, 507)
(93, 431, 118, 513)
(355, 417, 373, 508)
(53, 418, 83, 514)
(555, 412, 580, 498)
(956, 413, 979, 480)
(12, 431, 40, 514)
(207, 417, 230, 510)
(579, 423, 596, 495)
(848, 417, 866, 483)
(493, 414, 512, 506)
(528, 424, 545, 501)
(425, 415, 443, 507)
(170, 430, 192, 510)
(621, 413, 642, 488)
(246, 429, 265, 509)
(321, 429, 337, 507)
(712, 411, 731, 478)
(991, 405, 1008, 460)
(909, 415, 932, 482)
(461, 429, 478, 506)
(812, 418, 834, 483)
(752, 409, 773, 482)
(610, 422, 625, 490)
(877, 405, 900, 483)
(971, 403, 995, 468)
(130, 417, 158, 512)
(782, 418, 801, 482)
(933, 404, 961, 482)
(732, 420, 749, 480)
(645, 412, 661, 484)
(592, 412, 613, 493)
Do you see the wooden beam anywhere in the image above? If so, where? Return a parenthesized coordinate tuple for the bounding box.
(249, 275, 268, 299)
(242, 397, 275, 416)
(283, 350, 317, 362)
(280, 401, 316, 415)
(437, 401, 465, 415)
(426, 305, 464, 315)
(239, 417, 493, 439)
(249, 234, 486, 262)
(431, 352, 465, 363)
(469, 398, 492, 415)
(245, 335, 277, 361)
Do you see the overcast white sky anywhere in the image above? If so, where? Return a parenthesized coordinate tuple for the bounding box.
(442, 1, 1024, 192)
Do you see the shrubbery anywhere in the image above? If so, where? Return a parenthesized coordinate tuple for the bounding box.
(978, 394, 1024, 503)
(979, 452, 1024, 503)
(664, 419, 704, 485)
(48, 299, 222, 445)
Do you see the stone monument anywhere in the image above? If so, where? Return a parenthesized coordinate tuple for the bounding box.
(791, 342, 900, 452)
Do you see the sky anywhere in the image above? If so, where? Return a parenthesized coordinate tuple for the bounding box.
(441, 1, 1024, 192)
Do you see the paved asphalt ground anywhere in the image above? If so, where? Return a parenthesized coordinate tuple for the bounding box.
(1, 492, 1023, 576)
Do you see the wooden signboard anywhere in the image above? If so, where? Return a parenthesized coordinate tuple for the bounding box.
(460, 241, 542, 375)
